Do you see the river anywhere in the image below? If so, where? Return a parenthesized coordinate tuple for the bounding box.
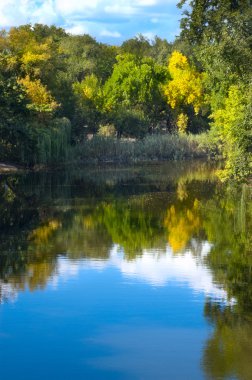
(0, 161, 251, 379)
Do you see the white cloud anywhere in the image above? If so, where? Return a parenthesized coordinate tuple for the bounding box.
(55, 0, 99, 16)
(0, 0, 181, 48)
(136, 0, 157, 6)
(104, 4, 137, 15)
(142, 31, 155, 40)
(0, 0, 29, 26)
(100, 29, 121, 38)
(32, 0, 59, 24)
(66, 23, 89, 35)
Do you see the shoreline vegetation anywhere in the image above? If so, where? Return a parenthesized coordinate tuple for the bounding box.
(0, 1, 251, 181)
(0, 132, 218, 172)
(72, 133, 218, 164)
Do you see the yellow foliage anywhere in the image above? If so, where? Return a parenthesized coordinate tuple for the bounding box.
(97, 124, 116, 137)
(8, 27, 34, 51)
(18, 75, 59, 113)
(82, 82, 94, 99)
(83, 215, 96, 229)
(164, 51, 204, 115)
(73, 74, 100, 101)
(27, 262, 55, 291)
(5, 55, 18, 70)
(164, 199, 201, 253)
(21, 40, 51, 66)
(177, 112, 189, 134)
(9, 28, 52, 75)
(177, 181, 188, 201)
(29, 219, 61, 244)
(22, 50, 50, 66)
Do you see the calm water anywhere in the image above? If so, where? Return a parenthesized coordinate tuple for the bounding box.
(0, 162, 251, 380)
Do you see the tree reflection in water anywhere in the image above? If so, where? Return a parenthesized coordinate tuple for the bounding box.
(0, 162, 251, 379)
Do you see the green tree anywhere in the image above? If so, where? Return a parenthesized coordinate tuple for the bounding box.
(121, 34, 152, 57)
(178, 0, 252, 179)
(60, 34, 118, 83)
(103, 53, 168, 135)
(73, 74, 103, 136)
(0, 52, 30, 162)
(0, 26, 72, 166)
(150, 37, 173, 65)
(178, 0, 252, 45)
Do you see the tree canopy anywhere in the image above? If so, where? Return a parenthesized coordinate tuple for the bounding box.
(0, 14, 251, 179)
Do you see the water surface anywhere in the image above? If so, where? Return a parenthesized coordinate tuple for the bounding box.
(0, 162, 251, 379)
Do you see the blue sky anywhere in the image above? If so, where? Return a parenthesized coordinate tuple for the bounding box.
(0, 0, 182, 44)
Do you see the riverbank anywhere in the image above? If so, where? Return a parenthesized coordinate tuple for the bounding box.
(0, 133, 220, 171)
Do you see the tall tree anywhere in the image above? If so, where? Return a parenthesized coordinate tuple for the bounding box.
(178, 0, 252, 179)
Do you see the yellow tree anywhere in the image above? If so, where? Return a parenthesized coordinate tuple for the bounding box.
(8, 26, 52, 77)
(18, 75, 59, 118)
(164, 51, 205, 133)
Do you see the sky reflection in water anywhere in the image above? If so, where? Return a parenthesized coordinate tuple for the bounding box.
(0, 162, 251, 379)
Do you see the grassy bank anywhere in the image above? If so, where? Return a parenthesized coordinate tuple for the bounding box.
(73, 133, 219, 163)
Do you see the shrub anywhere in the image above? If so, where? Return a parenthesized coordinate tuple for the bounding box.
(111, 109, 149, 138)
(97, 124, 116, 137)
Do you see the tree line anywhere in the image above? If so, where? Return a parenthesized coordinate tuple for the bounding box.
(0, 0, 251, 180)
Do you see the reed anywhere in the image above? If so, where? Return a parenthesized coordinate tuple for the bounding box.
(73, 133, 219, 163)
